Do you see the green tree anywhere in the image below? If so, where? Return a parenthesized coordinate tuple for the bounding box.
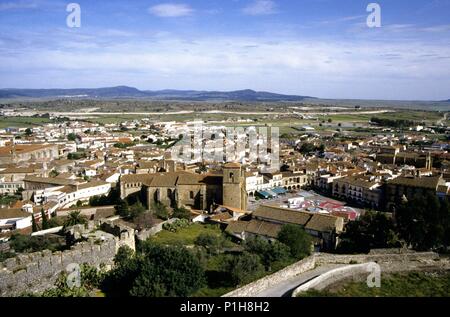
(299, 143, 316, 154)
(318, 144, 326, 153)
(41, 208, 49, 230)
(277, 224, 312, 259)
(129, 202, 146, 220)
(49, 170, 59, 178)
(395, 193, 449, 251)
(31, 214, 38, 232)
(194, 233, 224, 254)
(152, 202, 169, 220)
(90, 188, 121, 207)
(63, 211, 87, 228)
(25, 128, 33, 136)
(245, 237, 291, 270)
(222, 252, 265, 286)
(114, 246, 135, 266)
(115, 200, 130, 218)
(9, 234, 64, 253)
(67, 133, 77, 141)
(337, 211, 400, 254)
(172, 206, 191, 220)
(106, 243, 205, 297)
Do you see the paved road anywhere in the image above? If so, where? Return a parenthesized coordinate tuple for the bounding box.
(254, 264, 345, 297)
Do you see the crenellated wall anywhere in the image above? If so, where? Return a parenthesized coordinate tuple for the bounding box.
(0, 220, 135, 297)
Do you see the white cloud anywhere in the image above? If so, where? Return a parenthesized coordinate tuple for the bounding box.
(1, 28, 450, 99)
(3, 34, 450, 99)
(242, 0, 277, 16)
(149, 3, 194, 17)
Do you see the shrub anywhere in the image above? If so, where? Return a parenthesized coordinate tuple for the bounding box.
(172, 206, 191, 220)
(194, 233, 224, 254)
(162, 219, 190, 232)
(277, 224, 312, 259)
(222, 252, 265, 286)
(152, 202, 169, 220)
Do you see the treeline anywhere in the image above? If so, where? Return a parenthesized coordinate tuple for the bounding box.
(337, 193, 450, 253)
(370, 117, 416, 128)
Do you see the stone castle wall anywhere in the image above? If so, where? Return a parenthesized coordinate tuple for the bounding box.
(223, 249, 441, 297)
(0, 220, 135, 297)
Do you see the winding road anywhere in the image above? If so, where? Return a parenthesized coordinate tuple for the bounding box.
(254, 264, 345, 297)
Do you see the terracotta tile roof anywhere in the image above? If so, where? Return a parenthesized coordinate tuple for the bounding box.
(253, 205, 311, 226)
(0, 144, 56, 157)
(223, 162, 241, 168)
(121, 172, 222, 187)
(177, 174, 222, 186)
(24, 176, 78, 186)
(149, 174, 179, 187)
(0, 167, 35, 174)
(387, 175, 443, 189)
(253, 204, 343, 233)
(226, 219, 282, 239)
(305, 214, 344, 233)
(78, 180, 109, 189)
(0, 208, 30, 219)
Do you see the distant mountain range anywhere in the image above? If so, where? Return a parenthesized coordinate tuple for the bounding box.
(0, 86, 314, 102)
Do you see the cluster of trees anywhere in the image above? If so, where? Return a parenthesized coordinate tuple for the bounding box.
(67, 152, 87, 160)
(31, 209, 60, 232)
(337, 211, 401, 254)
(222, 225, 312, 286)
(9, 233, 66, 254)
(89, 188, 121, 207)
(67, 133, 78, 141)
(104, 243, 205, 297)
(63, 211, 88, 228)
(338, 194, 450, 253)
(298, 143, 325, 155)
(395, 193, 450, 251)
(115, 201, 146, 220)
(191, 224, 312, 287)
(370, 117, 416, 128)
(113, 142, 135, 149)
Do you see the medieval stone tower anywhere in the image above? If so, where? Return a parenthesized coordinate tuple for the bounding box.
(222, 162, 247, 210)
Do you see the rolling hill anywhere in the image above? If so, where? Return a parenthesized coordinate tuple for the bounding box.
(0, 86, 314, 102)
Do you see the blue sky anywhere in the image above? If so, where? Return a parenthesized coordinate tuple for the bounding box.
(0, 0, 450, 100)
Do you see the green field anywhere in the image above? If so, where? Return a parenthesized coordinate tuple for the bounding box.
(149, 223, 233, 246)
(0, 116, 55, 129)
(321, 111, 442, 123)
(298, 271, 450, 297)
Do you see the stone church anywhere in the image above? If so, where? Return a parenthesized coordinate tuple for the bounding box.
(120, 163, 247, 211)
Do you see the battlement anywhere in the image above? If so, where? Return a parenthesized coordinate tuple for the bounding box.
(0, 220, 135, 297)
